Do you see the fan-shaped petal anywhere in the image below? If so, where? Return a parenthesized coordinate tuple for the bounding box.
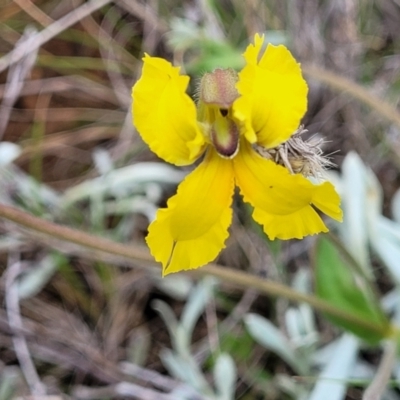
(146, 151, 235, 275)
(233, 35, 308, 148)
(132, 55, 206, 166)
(233, 140, 342, 239)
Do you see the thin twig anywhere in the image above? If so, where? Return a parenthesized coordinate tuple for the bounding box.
(12, 0, 54, 27)
(0, 26, 38, 140)
(98, 5, 132, 107)
(119, 362, 199, 395)
(119, 362, 180, 391)
(117, 0, 168, 34)
(0, 76, 120, 104)
(0, 202, 393, 338)
(362, 340, 398, 400)
(0, 203, 151, 262)
(5, 254, 46, 396)
(73, 382, 177, 400)
(0, 0, 113, 74)
(303, 64, 400, 130)
(205, 295, 220, 355)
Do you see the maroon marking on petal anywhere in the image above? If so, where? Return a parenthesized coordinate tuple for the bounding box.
(211, 116, 240, 158)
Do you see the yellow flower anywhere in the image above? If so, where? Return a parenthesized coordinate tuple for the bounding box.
(132, 34, 342, 276)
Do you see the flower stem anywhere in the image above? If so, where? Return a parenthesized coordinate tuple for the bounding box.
(0, 203, 392, 337)
(0, 203, 150, 262)
(203, 264, 387, 336)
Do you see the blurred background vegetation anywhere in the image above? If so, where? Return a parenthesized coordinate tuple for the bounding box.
(1, 0, 400, 399)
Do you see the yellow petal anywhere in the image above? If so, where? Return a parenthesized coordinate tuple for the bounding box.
(146, 151, 235, 275)
(233, 140, 342, 240)
(132, 55, 206, 166)
(311, 181, 344, 222)
(241, 33, 265, 65)
(252, 206, 328, 240)
(234, 36, 308, 148)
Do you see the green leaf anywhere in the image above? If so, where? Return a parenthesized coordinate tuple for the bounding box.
(314, 236, 390, 345)
(186, 40, 244, 75)
(218, 330, 254, 363)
